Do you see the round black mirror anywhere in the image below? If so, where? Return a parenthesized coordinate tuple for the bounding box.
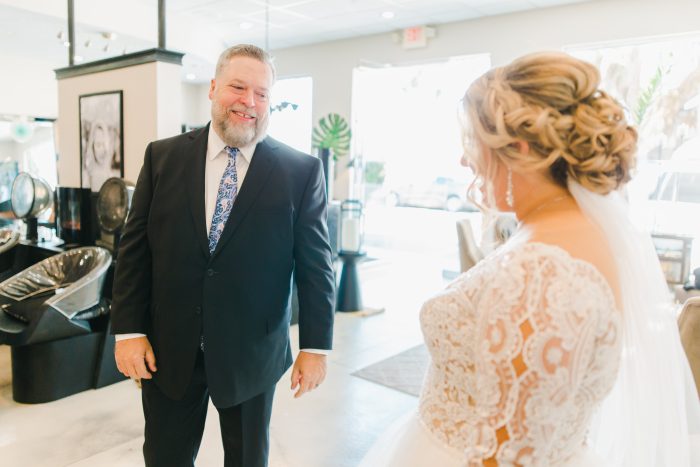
(97, 178, 133, 233)
(10, 172, 53, 242)
(96, 177, 134, 254)
(11, 172, 52, 219)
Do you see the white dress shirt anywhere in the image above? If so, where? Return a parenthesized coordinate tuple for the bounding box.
(117, 127, 328, 355)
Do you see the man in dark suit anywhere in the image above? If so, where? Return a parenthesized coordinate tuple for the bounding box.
(111, 44, 335, 467)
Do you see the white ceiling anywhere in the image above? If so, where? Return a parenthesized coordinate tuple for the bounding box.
(167, 0, 590, 49)
(0, 0, 592, 82)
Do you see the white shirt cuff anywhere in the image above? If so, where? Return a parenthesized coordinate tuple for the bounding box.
(300, 348, 330, 355)
(115, 333, 147, 341)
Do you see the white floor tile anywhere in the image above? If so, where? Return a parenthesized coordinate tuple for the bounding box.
(0, 251, 448, 466)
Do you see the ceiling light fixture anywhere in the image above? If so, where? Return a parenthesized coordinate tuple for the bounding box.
(382, 11, 395, 19)
(101, 32, 117, 40)
(63, 41, 71, 48)
(240, 22, 253, 30)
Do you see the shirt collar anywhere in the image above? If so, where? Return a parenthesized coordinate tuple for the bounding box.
(207, 124, 257, 163)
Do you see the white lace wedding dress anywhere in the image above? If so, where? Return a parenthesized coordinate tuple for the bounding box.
(361, 182, 700, 466)
(360, 241, 621, 466)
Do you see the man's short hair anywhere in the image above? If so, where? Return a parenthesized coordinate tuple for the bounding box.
(215, 44, 276, 81)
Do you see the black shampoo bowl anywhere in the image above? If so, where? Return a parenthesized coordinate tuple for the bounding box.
(0, 247, 111, 346)
(0, 247, 121, 403)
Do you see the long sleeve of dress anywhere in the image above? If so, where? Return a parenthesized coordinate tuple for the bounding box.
(418, 243, 622, 466)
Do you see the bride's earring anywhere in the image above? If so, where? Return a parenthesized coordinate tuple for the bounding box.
(506, 167, 514, 208)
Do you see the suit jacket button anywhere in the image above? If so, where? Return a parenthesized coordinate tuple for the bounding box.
(195, 306, 202, 315)
(207, 269, 215, 277)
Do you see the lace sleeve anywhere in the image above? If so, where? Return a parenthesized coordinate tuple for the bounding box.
(465, 247, 621, 465)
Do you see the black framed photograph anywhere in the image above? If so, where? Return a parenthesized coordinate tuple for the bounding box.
(79, 91, 124, 192)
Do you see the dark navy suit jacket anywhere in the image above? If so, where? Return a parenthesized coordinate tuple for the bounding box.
(111, 125, 335, 408)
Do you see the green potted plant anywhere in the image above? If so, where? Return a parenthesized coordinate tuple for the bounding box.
(311, 113, 351, 197)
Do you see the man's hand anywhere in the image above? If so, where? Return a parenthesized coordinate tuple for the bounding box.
(115, 336, 157, 380)
(290, 351, 327, 398)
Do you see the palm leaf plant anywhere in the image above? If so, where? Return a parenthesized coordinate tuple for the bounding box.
(312, 113, 351, 160)
(634, 66, 664, 126)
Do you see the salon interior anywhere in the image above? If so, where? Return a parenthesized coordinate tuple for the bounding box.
(0, 0, 699, 465)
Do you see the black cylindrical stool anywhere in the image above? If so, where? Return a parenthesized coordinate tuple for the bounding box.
(336, 251, 365, 312)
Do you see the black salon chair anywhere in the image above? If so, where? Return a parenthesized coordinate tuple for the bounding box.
(0, 246, 123, 403)
(0, 228, 20, 279)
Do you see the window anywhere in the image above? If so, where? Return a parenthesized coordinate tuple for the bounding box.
(567, 34, 700, 273)
(677, 173, 700, 203)
(267, 76, 312, 154)
(351, 54, 491, 271)
(651, 172, 676, 201)
(0, 118, 57, 223)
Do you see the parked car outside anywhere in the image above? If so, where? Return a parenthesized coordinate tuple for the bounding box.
(384, 176, 477, 212)
(647, 161, 700, 273)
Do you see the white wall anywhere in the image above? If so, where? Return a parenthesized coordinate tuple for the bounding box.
(0, 55, 59, 118)
(57, 61, 182, 187)
(156, 62, 183, 141)
(181, 82, 211, 128)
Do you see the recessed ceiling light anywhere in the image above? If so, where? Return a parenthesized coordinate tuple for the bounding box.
(186, 73, 196, 80)
(74, 55, 84, 62)
(101, 32, 118, 40)
(382, 11, 395, 19)
(240, 22, 254, 30)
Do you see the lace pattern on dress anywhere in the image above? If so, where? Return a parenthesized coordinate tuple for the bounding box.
(418, 243, 621, 466)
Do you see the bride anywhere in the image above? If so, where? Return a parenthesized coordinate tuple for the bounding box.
(360, 52, 700, 466)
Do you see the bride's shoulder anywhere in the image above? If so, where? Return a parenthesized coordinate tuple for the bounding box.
(449, 238, 614, 297)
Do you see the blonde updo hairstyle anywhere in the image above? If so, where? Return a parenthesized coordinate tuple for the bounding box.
(462, 52, 637, 204)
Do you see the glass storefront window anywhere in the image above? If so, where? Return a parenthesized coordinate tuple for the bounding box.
(267, 76, 313, 154)
(567, 33, 700, 275)
(350, 54, 491, 272)
(0, 118, 57, 225)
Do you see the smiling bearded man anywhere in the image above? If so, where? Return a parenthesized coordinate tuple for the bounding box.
(209, 52, 271, 148)
(111, 44, 335, 467)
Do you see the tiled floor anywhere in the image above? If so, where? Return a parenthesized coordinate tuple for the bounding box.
(0, 250, 450, 467)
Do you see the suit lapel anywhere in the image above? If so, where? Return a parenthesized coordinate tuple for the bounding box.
(211, 137, 278, 259)
(185, 125, 211, 259)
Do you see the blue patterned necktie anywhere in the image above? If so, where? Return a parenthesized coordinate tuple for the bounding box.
(208, 146, 239, 253)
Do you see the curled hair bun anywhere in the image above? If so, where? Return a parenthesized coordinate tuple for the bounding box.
(465, 52, 638, 195)
(506, 52, 600, 110)
(567, 90, 637, 194)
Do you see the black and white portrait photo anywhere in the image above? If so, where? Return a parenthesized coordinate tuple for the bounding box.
(79, 91, 124, 192)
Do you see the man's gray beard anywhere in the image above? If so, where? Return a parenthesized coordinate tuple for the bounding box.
(213, 109, 268, 148)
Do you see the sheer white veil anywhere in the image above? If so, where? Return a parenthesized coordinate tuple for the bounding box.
(568, 181, 700, 466)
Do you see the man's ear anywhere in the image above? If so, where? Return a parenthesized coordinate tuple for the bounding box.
(208, 79, 216, 100)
